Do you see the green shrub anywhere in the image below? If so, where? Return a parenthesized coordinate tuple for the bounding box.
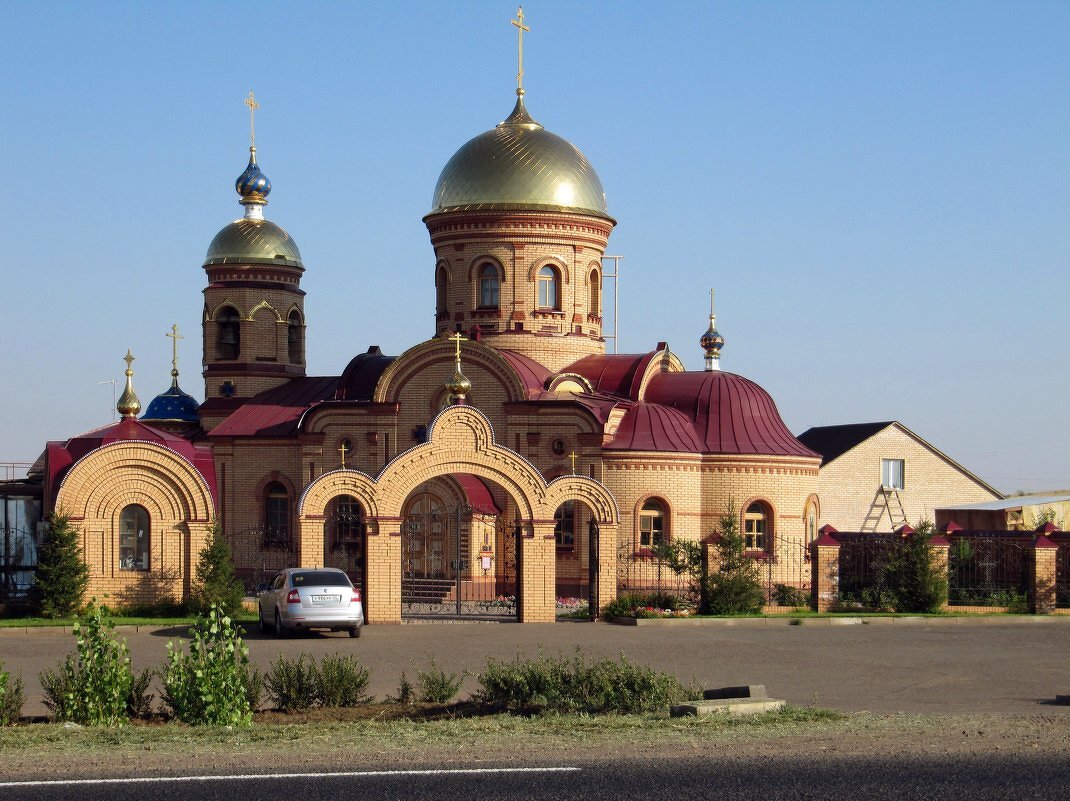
(0, 660, 24, 726)
(315, 654, 371, 708)
(32, 513, 89, 619)
(161, 605, 253, 726)
(414, 657, 463, 703)
(702, 509, 765, 615)
(265, 653, 318, 712)
(886, 520, 947, 613)
(387, 672, 416, 705)
(38, 602, 133, 725)
(476, 651, 689, 714)
(126, 667, 155, 719)
(603, 591, 686, 619)
(189, 522, 246, 618)
(772, 583, 809, 608)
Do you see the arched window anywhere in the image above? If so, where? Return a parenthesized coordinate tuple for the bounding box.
(331, 495, 365, 544)
(639, 500, 666, 547)
(588, 269, 600, 315)
(744, 502, 772, 551)
(265, 482, 290, 545)
(479, 264, 500, 308)
(537, 266, 559, 310)
(436, 265, 448, 318)
(217, 306, 241, 360)
(554, 501, 575, 549)
(118, 504, 150, 571)
(287, 310, 303, 364)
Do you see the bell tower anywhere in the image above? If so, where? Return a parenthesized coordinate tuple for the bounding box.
(201, 93, 306, 426)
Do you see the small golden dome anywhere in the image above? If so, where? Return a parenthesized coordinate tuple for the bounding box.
(116, 350, 142, 419)
(429, 96, 611, 219)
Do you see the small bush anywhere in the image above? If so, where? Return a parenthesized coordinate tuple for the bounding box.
(415, 657, 463, 703)
(772, 584, 809, 608)
(126, 668, 155, 719)
(387, 672, 416, 705)
(603, 591, 686, 619)
(315, 654, 371, 708)
(265, 654, 319, 712)
(39, 602, 133, 726)
(161, 605, 253, 726)
(476, 651, 690, 714)
(0, 660, 24, 726)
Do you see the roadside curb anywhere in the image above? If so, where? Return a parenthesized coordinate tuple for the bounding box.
(610, 614, 1070, 627)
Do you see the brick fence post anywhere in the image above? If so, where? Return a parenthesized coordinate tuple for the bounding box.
(810, 530, 841, 612)
(1032, 534, 1058, 614)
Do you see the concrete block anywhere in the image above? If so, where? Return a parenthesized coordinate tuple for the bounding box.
(671, 698, 786, 717)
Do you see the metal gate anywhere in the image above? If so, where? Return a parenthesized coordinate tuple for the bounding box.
(401, 494, 518, 619)
(1, 525, 37, 605)
(226, 526, 297, 596)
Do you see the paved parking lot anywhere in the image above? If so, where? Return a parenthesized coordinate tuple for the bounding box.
(3, 617, 1070, 717)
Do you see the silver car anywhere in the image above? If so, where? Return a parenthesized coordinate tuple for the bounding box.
(258, 567, 364, 638)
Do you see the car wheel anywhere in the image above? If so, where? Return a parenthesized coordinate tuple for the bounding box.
(349, 626, 361, 638)
(274, 609, 287, 638)
(259, 606, 271, 634)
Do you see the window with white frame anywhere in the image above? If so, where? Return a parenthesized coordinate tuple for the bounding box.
(479, 264, 500, 308)
(743, 502, 771, 551)
(639, 500, 666, 547)
(118, 504, 150, 571)
(881, 458, 905, 490)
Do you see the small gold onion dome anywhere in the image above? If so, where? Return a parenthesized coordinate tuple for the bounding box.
(116, 350, 142, 419)
(446, 368, 472, 403)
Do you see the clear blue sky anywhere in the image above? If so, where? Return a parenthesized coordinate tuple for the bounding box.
(2, 1, 1067, 493)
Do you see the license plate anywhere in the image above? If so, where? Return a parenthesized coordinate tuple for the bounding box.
(311, 594, 340, 604)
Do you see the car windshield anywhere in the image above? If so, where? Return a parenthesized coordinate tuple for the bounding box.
(291, 571, 352, 587)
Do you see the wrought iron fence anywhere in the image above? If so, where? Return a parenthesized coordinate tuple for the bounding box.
(615, 542, 701, 609)
(0, 525, 37, 604)
(761, 533, 811, 607)
(947, 533, 1030, 608)
(836, 534, 907, 608)
(225, 527, 297, 595)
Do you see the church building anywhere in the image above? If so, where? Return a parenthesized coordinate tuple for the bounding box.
(25, 14, 826, 623)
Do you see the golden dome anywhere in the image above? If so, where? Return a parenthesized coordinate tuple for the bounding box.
(429, 96, 611, 219)
(204, 218, 303, 268)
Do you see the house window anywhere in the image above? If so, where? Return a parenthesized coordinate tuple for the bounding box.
(537, 266, 559, 309)
(265, 482, 290, 544)
(881, 459, 905, 490)
(287, 310, 303, 364)
(479, 264, 500, 308)
(217, 307, 241, 360)
(554, 501, 575, 549)
(118, 504, 149, 571)
(744, 502, 771, 551)
(589, 269, 600, 315)
(639, 500, 666, 547)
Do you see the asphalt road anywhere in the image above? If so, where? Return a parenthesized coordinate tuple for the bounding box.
(1, 755, 1067, 801)
(2, 617, 1070, 717)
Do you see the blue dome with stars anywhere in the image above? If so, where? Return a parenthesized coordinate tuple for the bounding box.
(141, 379, 200, 425)
(235, 148, 271, 202)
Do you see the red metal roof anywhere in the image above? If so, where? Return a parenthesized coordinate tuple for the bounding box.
(335, 347, 395, 401)
(209, 377, 339, 437)
(564, 353, 655, 398)
(497, 350, 553, 397)
(606, 402, 701, 452)
(641, 371, 819, 457)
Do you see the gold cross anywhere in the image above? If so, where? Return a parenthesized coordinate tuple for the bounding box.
(569, 451, 577, 474)
(511, 7, 530, 92)
(166, 324, 183, 373)
(449, 332, 467, 363)
(244, 91, 260, 147)
(339, 441, 350, 469)
(123, 349, 135, 374)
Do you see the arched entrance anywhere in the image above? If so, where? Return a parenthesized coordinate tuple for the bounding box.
(323, 494, 367, 600)
(401, 477, 519, 620)
(553, 499, 601, 619)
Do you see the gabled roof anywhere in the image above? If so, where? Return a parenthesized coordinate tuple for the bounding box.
(209, 377, 338, 437)
(796, 422, 896, 465)
(797, 420, 1004, 498)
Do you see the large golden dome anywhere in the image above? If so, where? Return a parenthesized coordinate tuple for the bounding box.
(430, 96, 610, 219)
(204, 218, 303, 268)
